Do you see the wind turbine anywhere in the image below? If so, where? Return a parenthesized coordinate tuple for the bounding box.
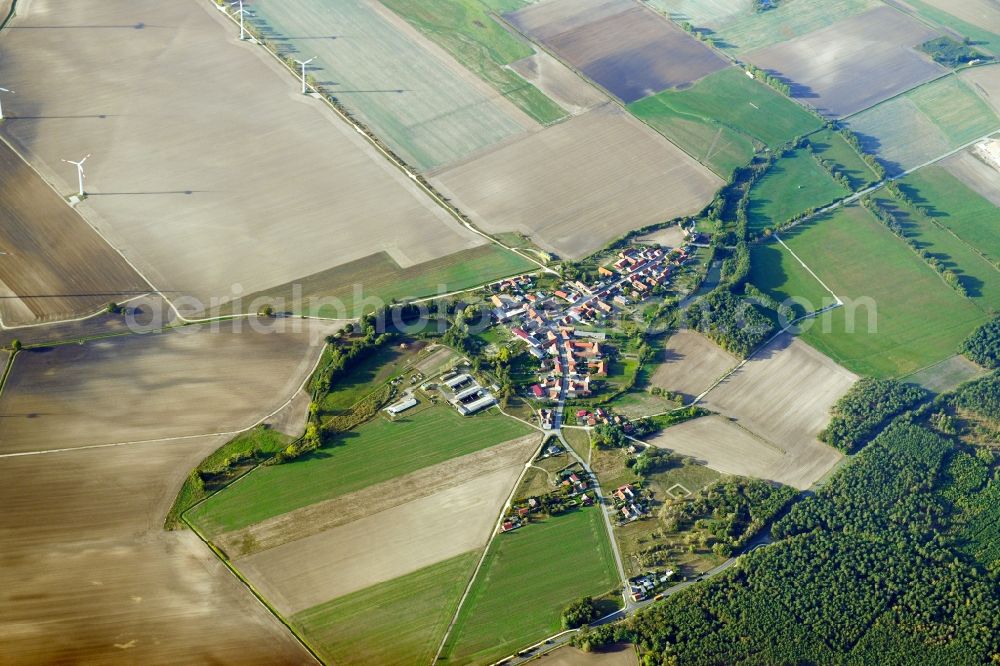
(295, 57, 315, 94)
(0, 87, 13, 120)
(62, 154, 90, 198)
(229, 0, 251, 40)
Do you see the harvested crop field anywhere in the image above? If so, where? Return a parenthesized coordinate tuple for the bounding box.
(0, 0, 486, 313)
(0, 140, 149, 327)
(646, 0, 882, 55)
(904, 354, 988, 394)
(848, 74, 1000, 176)
(744, 6, 944, 118)
(0, 436, 312, 664)
(249, 0, 536, 170)
(214, 433, 540, 558)
(941, 148, 1000, 208)
(0, 319, 334, 454)
(545, 644, 640, 666)
(432, 103, 722, 259)
(902, 0, 1000, 53)
(235, 465, 522, 615)
(508, 51, 609, 115)
(507, 0, 727, 103)
(959, 64, 1000, 116)
(697, 334, 856, 489)
(651, 329, 738, 403)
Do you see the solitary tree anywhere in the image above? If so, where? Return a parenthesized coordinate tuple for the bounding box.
(11, 338, 21, 352)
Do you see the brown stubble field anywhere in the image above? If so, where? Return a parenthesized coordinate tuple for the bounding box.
(431, 103, 721, 259)
(508, 51, 610, 116)
(235, 463, 525, 615)
(0, 435, 314, 665)
(651, 328, 739, 403)
(940, 148, 1000, 207)
(507, 0, 727, 103)
(0, 318, 336, 454)
(0, 140, 149, 327)
(744, 6, 944, 117)
(0, 0, 484, 313)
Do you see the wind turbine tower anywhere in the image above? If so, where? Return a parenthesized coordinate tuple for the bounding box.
(0, 87, 13, 120)
(230, 0, 251, 40)
(295, 57, 316, 94)
(62, 154, 90, 198)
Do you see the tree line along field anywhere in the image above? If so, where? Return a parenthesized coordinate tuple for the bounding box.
(379, 0, 565, 124)
(847, 74, 1000, 176)
(187, 403, 534, 536)
(755, 204, 988, 378)
(897, 0, 1000, 57)
(439, 508, 621, 665)
(900, 165, 1000, 267)
(628, 67, 822, 177)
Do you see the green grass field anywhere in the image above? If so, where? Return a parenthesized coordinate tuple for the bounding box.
(749, 241, 835, 319)
(900, 166, 1000, 266)
(381, 0, 564, 124)
(848, 75, 1000, 176)
(872, 193, 1000, 312)
(318, 344, 421, 415)
(628, 68, 822, 177)
(292, 551, 480, 666)
(187, 404, 535, 535)
(222, 245, 535, 318)
(809, 128, 880, 189)
(767, 204, 987, 377)
(440, 509, 620, 664)
(747, 149, 850, 233)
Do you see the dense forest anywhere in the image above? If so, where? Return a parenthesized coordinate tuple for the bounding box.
(686, 290, 775, 357)
(960, 315, 1000, 369)
(578, 418, 1000, 664)
(820, 377, 927, 453)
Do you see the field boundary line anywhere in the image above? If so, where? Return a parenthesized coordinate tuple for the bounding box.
(0, 348, 16, 400)
(773, 233, 842, 305)
(432, 435, 548, 664)
(208, 1, 555, 278)
(0, 292, 153, 332)
(181, 515, 324, 665)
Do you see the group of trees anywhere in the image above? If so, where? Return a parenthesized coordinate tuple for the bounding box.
(311, 330, 393, 394)
(959, 315, 1000, 369)
(686, 290, 774, 357)
(577, 419, 1000, 663)
(820, 377, 927, 453)
(562, 596, 601, 630)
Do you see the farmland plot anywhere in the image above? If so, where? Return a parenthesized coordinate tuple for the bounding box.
(249, 0, 535, 170)
(509, 51, 610, 115)
(0, 0, 487, 313)
(0, 436, 312, 665)
(848, 75, 1000, 175)
(745, 6, 944, 118)
(0, 140, 149, 327)
(234, 465, 522, 615)
(432, 103, 722, 259)
(645, 0, 882, 55)
(0, 319, 334, 454)
(941, 148, 1000, 209)
(695, 333, 856, 488)
(896, 0, 1000, 56)
(650, 328, 738, 403)
(747, 148, 850, 233)
(959, 63, 1000, 116)
(776, 205, 988, 377)
(507, 0, 727, 103)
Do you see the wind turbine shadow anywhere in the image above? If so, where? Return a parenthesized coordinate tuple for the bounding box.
(88, 190, 206, 196)
(8, 23, 165, 29)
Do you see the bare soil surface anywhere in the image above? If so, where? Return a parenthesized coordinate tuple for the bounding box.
(215, 433, 540, 558)
(920, 0, 1000, 36)
(0, 435, 313, 665)
(236, 464, 525, 615)
(745, 6, 943, 117)
(543, 644, 640, 666)
(636, 225, 687, 248)
(651, 329, 738, 403)
(959, 64, 1000, 115)
(0, 139, 149, 327)
(691, 333, 856, 488)
(0, 319, 335, 454)
(941, 148, 1000, 207)
(431, 103, 721, 260)
(0, 0, 483, 312)
(508, 51, 609, 116)
(508, 0, 726, 103)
